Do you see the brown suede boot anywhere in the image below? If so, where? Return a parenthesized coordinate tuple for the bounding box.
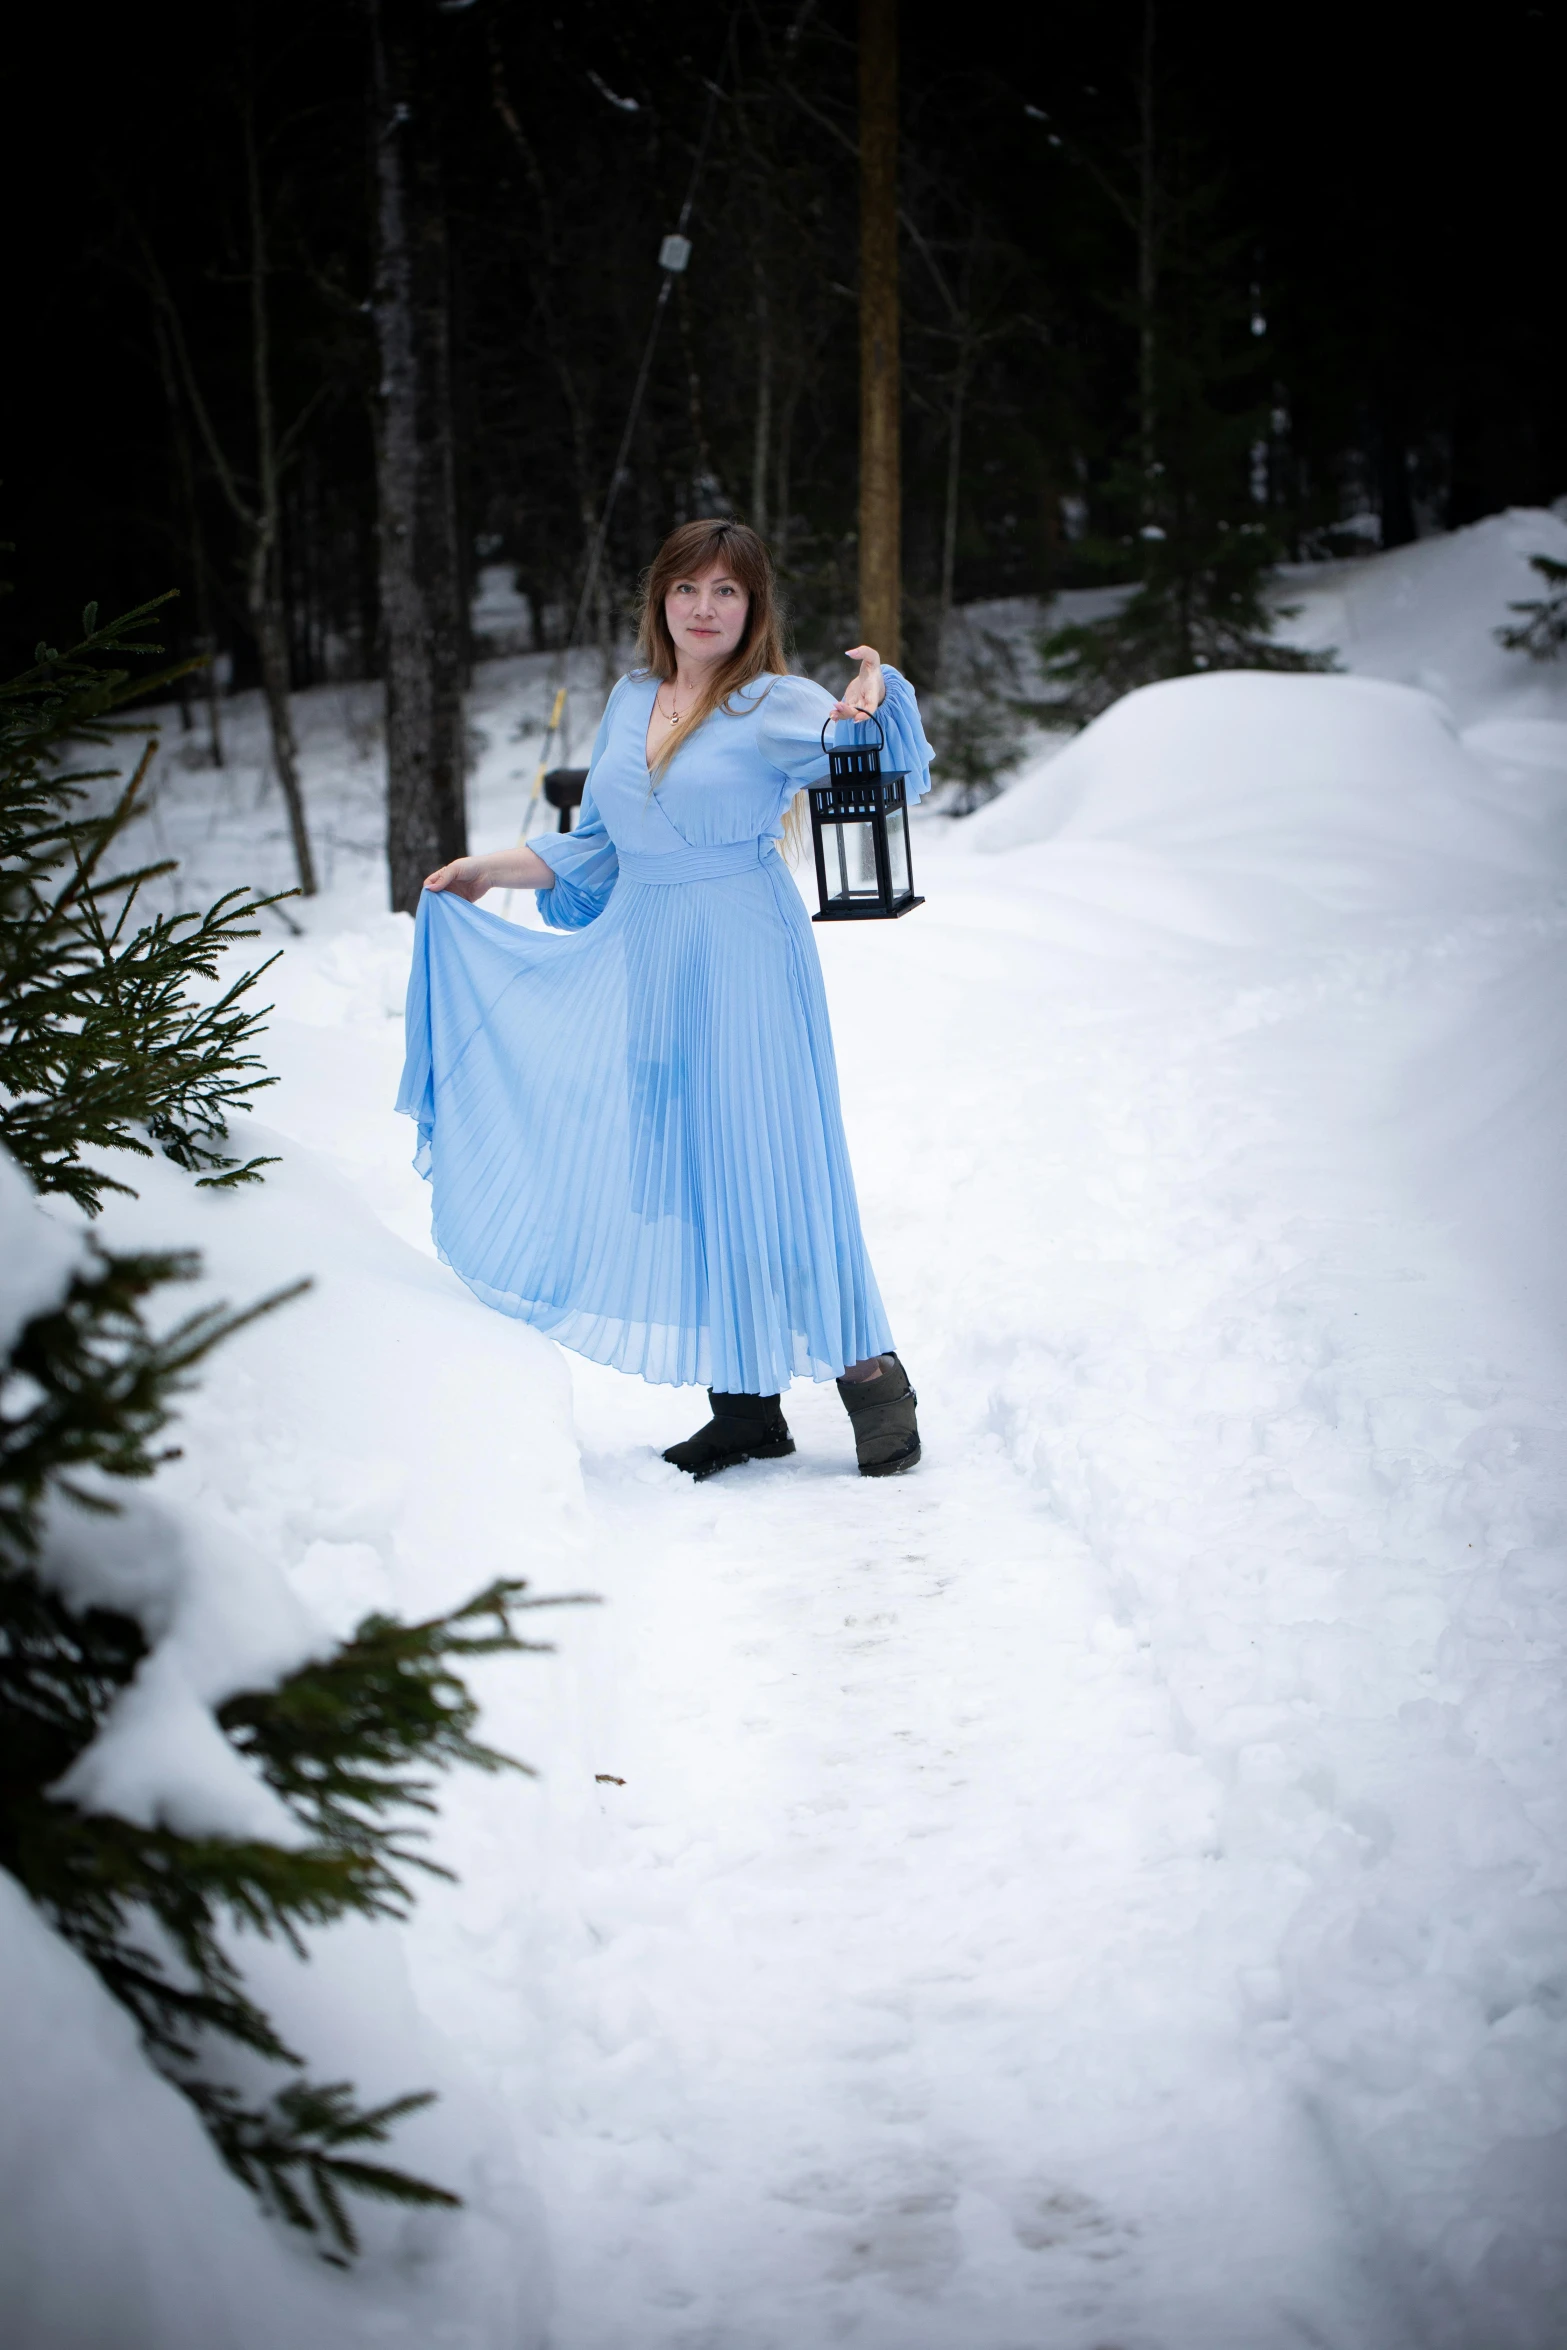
(663, 1391, 795, 1481)
(836, 1355, 921, 1476)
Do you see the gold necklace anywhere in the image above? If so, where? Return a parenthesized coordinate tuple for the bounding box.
(657, 685, 687, 724)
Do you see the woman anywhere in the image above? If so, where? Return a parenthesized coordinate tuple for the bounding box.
(399, 517, 932, 1481)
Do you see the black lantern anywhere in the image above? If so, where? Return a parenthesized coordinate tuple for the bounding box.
(808, 714, 925, 922)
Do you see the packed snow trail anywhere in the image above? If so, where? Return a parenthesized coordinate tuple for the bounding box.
(9, 512, 1566, 2349)
(400, 762, 1567, 2349)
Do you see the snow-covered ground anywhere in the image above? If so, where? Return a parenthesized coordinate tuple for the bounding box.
(9, 507, 1567, 2349)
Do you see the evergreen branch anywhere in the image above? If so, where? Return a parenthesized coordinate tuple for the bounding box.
(0, 1247, 298, 1784)
(190, 2080, 460, 2259)
(1, 596, 287, 1209)
(220, 1579, 592, 1895)
(0, 1236, 569, 2258)
(0, 595, 198, 751)
(0, 1249, 307, 1553)
(1031, 524, 1337, 728)
(1495, 553, 1567, 661)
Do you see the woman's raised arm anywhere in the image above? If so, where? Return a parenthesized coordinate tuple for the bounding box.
(424, 844, 556, 899)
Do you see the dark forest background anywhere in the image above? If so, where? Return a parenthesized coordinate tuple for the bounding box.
(3, 0, 1562, 692)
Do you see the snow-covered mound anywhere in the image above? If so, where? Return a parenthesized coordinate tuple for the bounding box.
(967, 670, 1530, 925)
(964, 655, 1567, 1335)
(1279, 505, 1567, 726)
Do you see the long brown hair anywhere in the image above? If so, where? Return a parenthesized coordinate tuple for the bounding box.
(635, 518, 788, 779)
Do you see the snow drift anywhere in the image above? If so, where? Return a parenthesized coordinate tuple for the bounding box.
(969, 670, 1529, 921)
(968, 658, 1567, 1329)
(0, 1133, 581, 2349)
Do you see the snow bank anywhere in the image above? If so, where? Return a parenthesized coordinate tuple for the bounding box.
(1, 1116, 582, 2347)
(967, 670, 1529, 925)
(0, 1152, 83, 1347)
(964, 661, 1567, 1333)
(0, 1868, 369, 2350)
(1279, 506, 1567, 727)
(87, 1132, 584, 1622)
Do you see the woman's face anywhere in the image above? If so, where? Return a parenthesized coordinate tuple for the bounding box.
(665, 562, 750, 668)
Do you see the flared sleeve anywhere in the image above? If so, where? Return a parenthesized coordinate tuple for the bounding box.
(526, 681, 624, 929)
(755, 665, 935, 822)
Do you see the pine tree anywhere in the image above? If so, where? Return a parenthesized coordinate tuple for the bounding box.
(0, 596, 285, 1213)
(0, 599, 578, 2256)
(1036, 519, 1334, 730)
(1496, 554, 1567, 662)
(925, 623, 1027, 814)
(1031, 40, 1335, 731)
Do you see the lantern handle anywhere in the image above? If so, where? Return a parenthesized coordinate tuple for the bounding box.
(820, 707, 886, 759)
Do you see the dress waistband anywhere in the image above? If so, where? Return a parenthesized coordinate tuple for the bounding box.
(618, 837, 777, 885)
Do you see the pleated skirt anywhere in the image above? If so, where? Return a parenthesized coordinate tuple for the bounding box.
(397, 857, 895, 1392)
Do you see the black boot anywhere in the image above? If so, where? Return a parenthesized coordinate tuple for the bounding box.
(663, 1390, 795, 1481)
(837, 1355, 921, 1477)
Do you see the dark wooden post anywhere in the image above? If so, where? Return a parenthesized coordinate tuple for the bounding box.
(370, 0, 467, 914)
(858, 0, 900, 664)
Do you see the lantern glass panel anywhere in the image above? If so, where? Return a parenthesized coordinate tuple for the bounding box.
(884, 807, 912, 900)
(823, 816, 883, 909)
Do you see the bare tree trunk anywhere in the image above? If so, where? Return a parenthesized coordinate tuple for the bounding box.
(198, 600, 227, 773)
(152, 310, 225, 769)
(247, 532, 314, 888)
(489, 45, 601, 662)
(1137, 0, 1159, 525)
(677, 277, 723, 514)
(937, 350, 970, 683)
(239, 103, 314, 888)
(130, 116, 320, 881)
(751, 260, 772, 536)
(243, 107, 316, 894)
(774, 384, 798, 572)
(858, 0, 901, 662)
(371, 0, 467, 915)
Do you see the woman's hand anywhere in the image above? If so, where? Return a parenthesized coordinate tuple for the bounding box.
(424, 845, 557, 898)
(829, 644, 886, 724)
(424, 855, 497, 901)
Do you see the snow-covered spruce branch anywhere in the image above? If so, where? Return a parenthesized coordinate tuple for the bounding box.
(1496, 552, 1567, 663)
(0, 599, 288, 1212)
(0, 1146, 579, 2255)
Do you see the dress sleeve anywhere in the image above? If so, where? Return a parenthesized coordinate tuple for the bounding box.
(526, 683, 623, 929)
(755, 666, 936, 818)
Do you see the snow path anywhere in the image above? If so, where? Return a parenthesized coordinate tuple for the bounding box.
(399, 809, 1567, 2349)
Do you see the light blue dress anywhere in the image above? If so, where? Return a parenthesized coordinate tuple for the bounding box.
(397, 668, 933, 1393)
